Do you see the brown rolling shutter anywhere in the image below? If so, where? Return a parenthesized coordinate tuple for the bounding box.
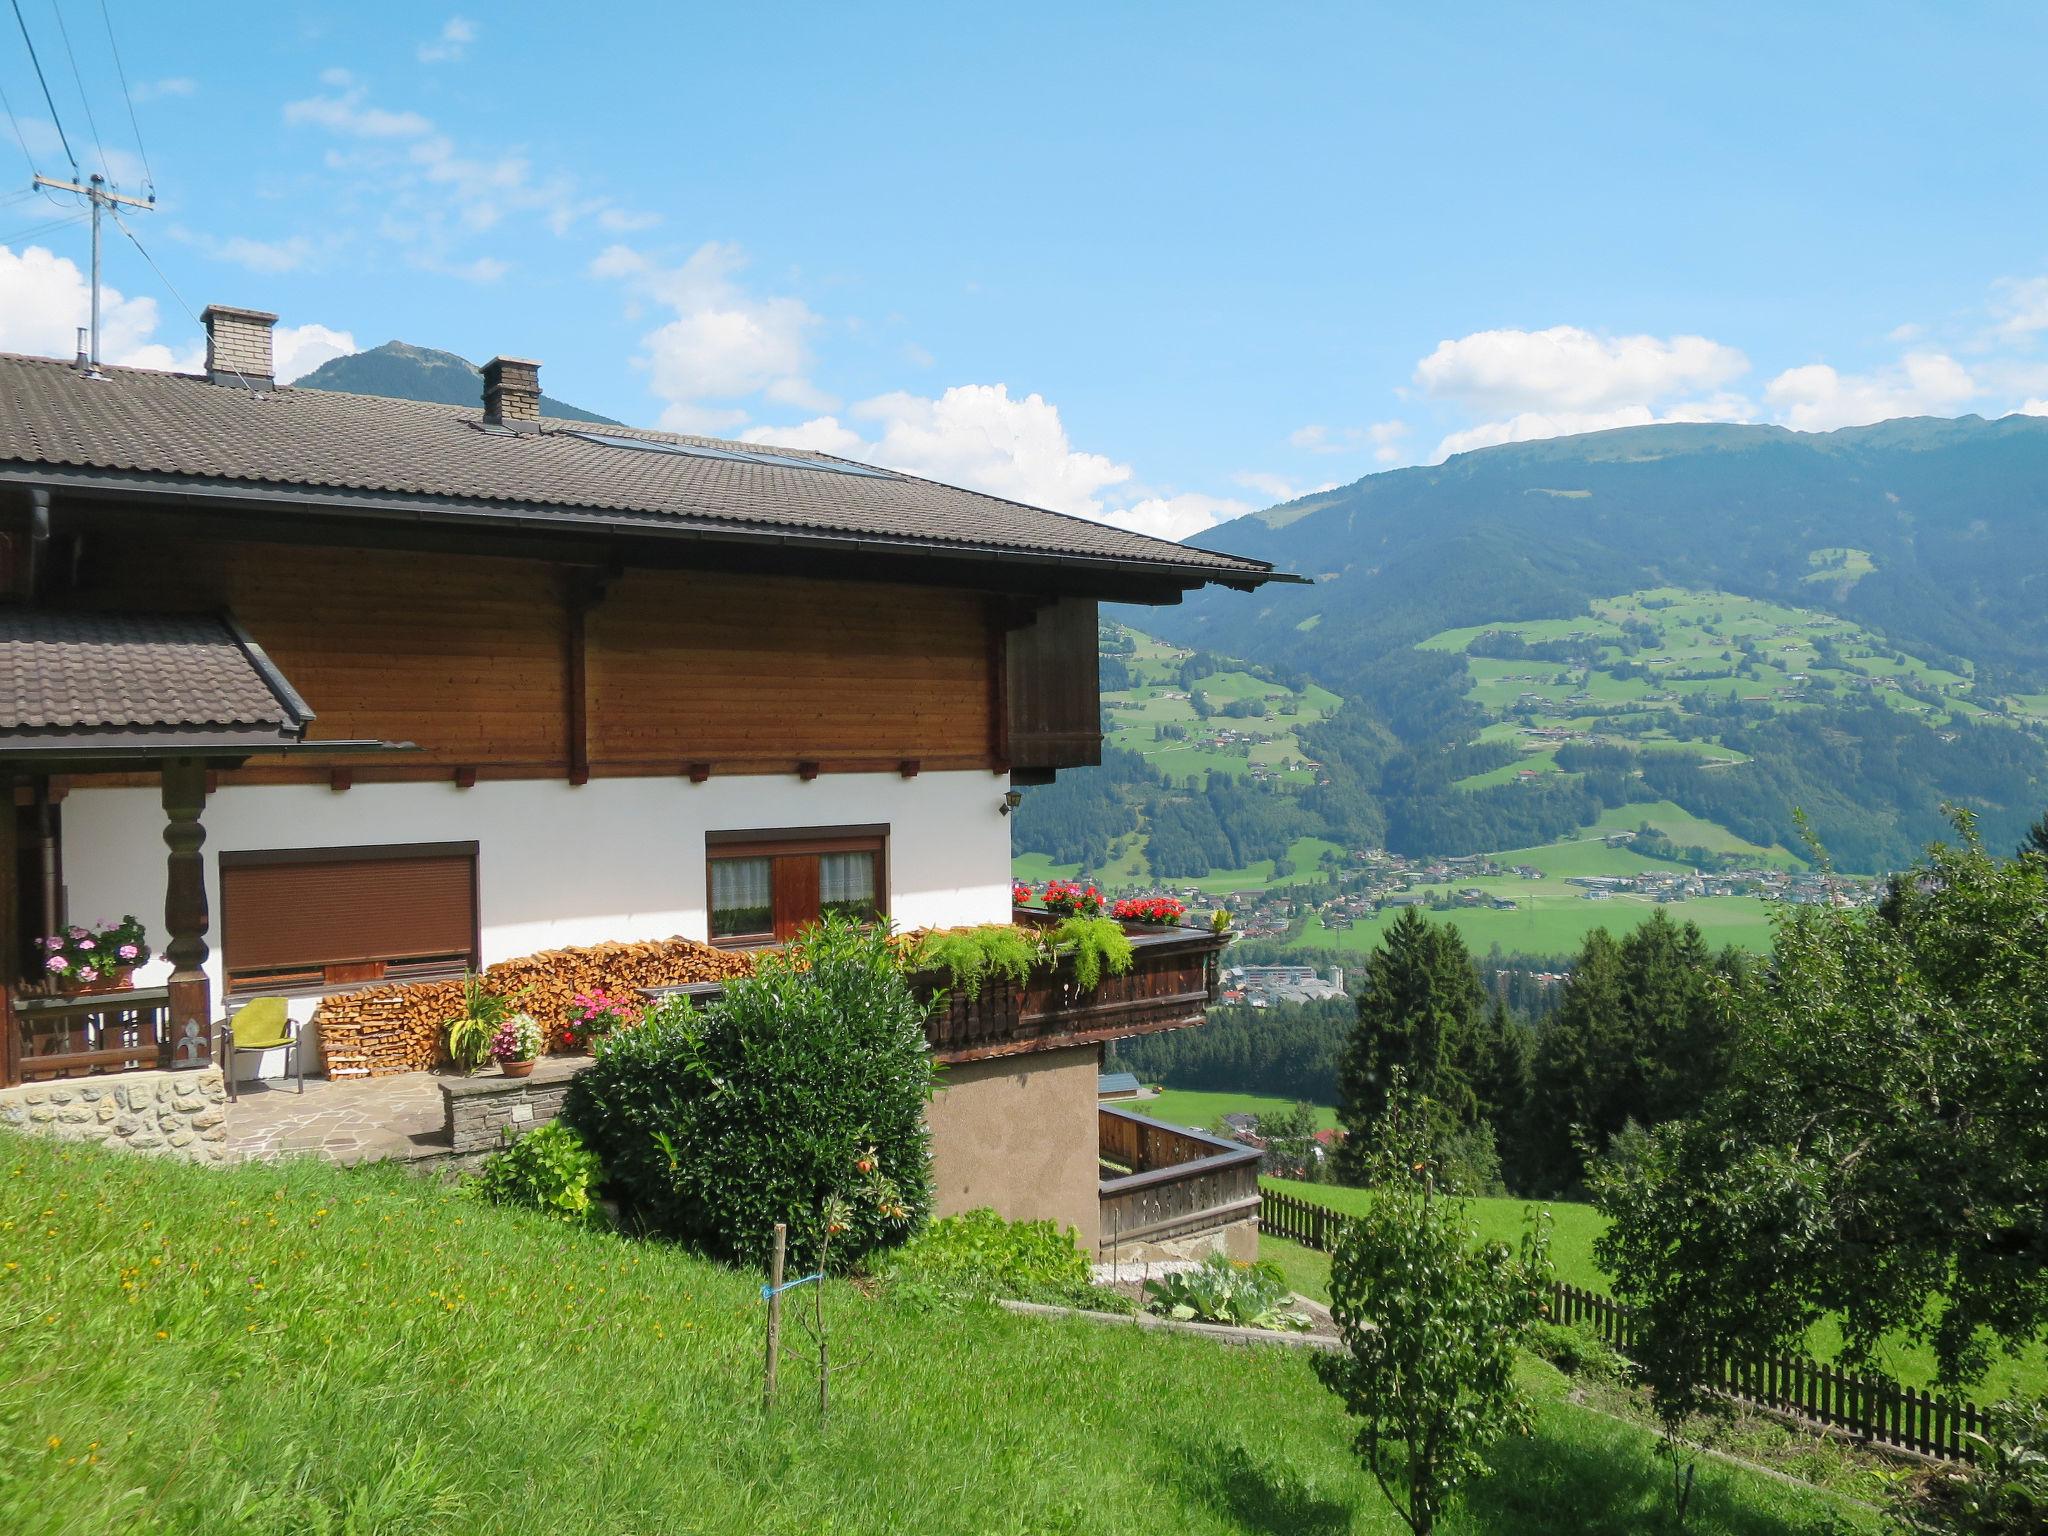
(222, 845, 477, 990)
(1005, 596, 1102, 773)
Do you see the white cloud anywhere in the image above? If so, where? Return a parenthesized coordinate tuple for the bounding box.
(0, 243, 192, 368)
(596, 240, 824, 411)
(1233, 471, 1338, 504)
(283, 88, 433, 139)
(417, 17, 477, 64)
(850, 385, 1133, 517)
(1763, 353, 1977, 432)
(597, 207, 660, 233)
(201, 234, 313, 274)
(1992, 275, 2048, 340)
(130, 77, 196, 103)
(1110, 493, 1252, 542)
(273, 323, 356, 383)
(655, 402, 750, 436)
(2019, 398, 2048, 417)
(1416, 325, 1750, 415)
(1290, 419, 1409, 463)
(740, 416, 864, 455)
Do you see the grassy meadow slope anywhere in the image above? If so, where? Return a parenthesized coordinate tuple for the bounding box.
(0, 1132, 1867, 1535)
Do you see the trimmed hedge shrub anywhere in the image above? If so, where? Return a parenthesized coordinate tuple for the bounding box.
(564, 916, 934, 1268)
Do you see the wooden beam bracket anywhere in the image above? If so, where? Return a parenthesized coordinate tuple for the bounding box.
(898, 758, 921, 779)
(453, 765, 478, 790)
(329, 768, 353, 793)
(687, 762, 711, 783)
(796, 760, 820, 782)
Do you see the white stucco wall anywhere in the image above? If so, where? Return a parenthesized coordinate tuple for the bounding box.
(58, 768, 1014, 1001)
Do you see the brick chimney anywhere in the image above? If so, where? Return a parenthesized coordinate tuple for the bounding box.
(481, 356, 542, 430)
(200, 305, 277, 390)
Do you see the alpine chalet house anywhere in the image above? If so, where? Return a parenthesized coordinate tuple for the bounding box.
(0, 306, 1288, 1252)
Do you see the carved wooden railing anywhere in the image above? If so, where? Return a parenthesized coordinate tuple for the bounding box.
(644, 919, 1228, 1066)
(5, 987, 175, 1085)
(914, 918, 1227, 1064)
(1098, 1104, 1262, 1252)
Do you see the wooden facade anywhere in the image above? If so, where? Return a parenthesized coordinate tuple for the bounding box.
(61, 532, 1096, 786)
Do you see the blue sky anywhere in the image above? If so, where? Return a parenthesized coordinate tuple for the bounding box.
(4, 2, 2048, 541)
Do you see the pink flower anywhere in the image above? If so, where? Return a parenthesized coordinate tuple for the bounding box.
(76, 938, 95, 951)
(45, 955, 66, 972)
(118, 944, 139, 960)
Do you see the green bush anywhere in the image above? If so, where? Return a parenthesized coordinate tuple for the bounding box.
(468, 1122, 605, 1228)
(1920, 1396, 2048, 1533)
(1144, 1252, 1309, 1331)
(881, 1207, 1129, 1312)
(1526, 1319, 1629, 1384)
(563, 916, 934, 1269)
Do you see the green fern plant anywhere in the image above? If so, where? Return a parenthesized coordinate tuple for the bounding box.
(1052, 916, 1134, 992)
(913, 924, 1042, 1000)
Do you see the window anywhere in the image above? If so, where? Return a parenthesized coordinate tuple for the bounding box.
(706, 826, 887, 945)
(220, 842, 479, 994)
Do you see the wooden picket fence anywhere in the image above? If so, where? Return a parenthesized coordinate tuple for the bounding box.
(1261, 1187, 1989, 1463)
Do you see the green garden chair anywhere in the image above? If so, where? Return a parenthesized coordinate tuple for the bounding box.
(219, 997, 302, 1101)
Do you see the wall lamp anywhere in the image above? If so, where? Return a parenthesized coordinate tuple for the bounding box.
(999, 789, 1023, 816)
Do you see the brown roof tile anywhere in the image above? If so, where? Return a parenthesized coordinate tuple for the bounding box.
(0, 609, 306, 737)
(0, 354, 1278, 582)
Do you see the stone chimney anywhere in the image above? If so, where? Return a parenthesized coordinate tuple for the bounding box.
(481, 356, 542, 430)
(200, 305, 277, 389)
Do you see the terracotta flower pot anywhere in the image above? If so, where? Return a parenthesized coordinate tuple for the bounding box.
(497, 1057, 537, 1078)
(67, 968, 135, 997)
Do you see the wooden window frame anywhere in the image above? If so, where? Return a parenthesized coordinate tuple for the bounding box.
(219, 840, 482, 999)
(705, 824, 889, 949)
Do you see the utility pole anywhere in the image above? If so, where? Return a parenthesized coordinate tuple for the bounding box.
(30, 173, 154, 371)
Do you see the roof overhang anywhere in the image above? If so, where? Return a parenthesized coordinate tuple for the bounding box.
(0, 464, 1306, 597)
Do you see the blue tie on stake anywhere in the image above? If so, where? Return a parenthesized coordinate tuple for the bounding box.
(762, 1272, 824, 1301)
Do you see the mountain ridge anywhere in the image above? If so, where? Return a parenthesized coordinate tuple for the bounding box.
(294, 340, 622, 425)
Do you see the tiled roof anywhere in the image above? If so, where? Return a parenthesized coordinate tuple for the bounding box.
(0, 609, 309, 740)
(0, 354, 1279, 582)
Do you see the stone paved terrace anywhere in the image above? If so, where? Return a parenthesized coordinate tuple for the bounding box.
(223, 1071, 452, 1165)
(222, 1055, 592, 1166)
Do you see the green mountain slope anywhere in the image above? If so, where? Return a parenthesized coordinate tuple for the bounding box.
(295, 340, 621, 424)
(1167, 415, 2048, 689)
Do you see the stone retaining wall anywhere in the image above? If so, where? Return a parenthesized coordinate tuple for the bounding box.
(0, 1068, 229, 1162)
(442, 1056, 592, 1156)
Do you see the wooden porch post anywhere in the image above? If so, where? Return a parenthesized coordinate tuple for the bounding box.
(160, 758, 212, 1071)
(0, 784, 16, 1088)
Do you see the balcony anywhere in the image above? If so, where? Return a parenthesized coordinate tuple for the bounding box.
(4, 987, 177, 1084)
(913, 917, 1228, 1064)
(1097, 1104, 1262, 1263)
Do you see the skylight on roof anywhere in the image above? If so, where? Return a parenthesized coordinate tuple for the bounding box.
(567, 430, 896, 479)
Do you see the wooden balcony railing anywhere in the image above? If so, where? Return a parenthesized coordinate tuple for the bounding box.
(4, 987, 175, 1086)
(1097, 1104, 1262, 1253)
(913, 919, 1227, 1064)
(645, 918, 1228, 1066)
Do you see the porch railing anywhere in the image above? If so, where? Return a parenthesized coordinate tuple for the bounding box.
(1098, 1104, 1261, 1253)
(4, 987, 175, 1085)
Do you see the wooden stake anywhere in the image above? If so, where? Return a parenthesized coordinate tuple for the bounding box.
(763, 1222, 786, 1410)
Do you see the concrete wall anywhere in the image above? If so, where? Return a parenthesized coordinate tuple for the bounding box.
(60, 768, 1013, 997)
(925, 1043, 1101, 1251)
(0, 1068, 228, 1162)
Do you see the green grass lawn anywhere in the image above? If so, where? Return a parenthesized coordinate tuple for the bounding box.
(1260, 1178, 2048, 1408)
(1127, 1092, 1339, 1135)
(1295, 892, 1778, 958)
(0, 1132, 1870, 1535)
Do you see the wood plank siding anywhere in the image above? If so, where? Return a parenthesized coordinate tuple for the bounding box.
(67, 537, 1005, 784)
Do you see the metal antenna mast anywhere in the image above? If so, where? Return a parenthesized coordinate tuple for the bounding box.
(31, 170, 152, 371)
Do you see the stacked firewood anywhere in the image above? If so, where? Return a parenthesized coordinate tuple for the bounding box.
(312, 937, 754, 1078)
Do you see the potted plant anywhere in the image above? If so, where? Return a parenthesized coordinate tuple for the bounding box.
(489, 1012, 543, 1077)
(1112, 895, 1187, 928)
(1041, 879, 1104, 919)
(29, 916, 151, 995)
(1011, 880, 1035, 909)
(445, 974, 513, 1074)
(561, 989, 638, 1053)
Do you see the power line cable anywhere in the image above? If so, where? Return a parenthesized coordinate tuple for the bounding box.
(93, 0, 146, 191)
(0, 76, 37, 178)
(0, 208, 81, 245)
(46, 0, 107, 179)
(111, 205, 257, 390)
(9, 0, 75, 172)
